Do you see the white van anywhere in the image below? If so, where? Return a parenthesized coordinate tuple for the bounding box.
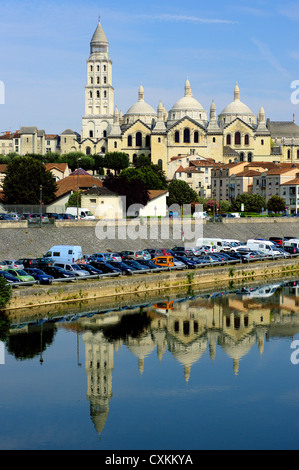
(246, 239, 281, 256)
(196, 238, 231, 252)
(66, 207, 95, 220)
(284, 238, 299, 250)
(44, 246, 83, 264)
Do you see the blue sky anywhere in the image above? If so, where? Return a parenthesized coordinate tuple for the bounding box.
(0, 0, 298, 134)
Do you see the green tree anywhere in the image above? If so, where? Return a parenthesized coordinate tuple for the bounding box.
(66, 191, 82, 208)
(267, 195, 286, 213)
(168, 180, 199, 207)
(3, 157, 57, 205)
(103, 173, 149, 210)
(230, 193, 266, 213)
(121, 166, 167, 190)
(104, 152, 130, 175)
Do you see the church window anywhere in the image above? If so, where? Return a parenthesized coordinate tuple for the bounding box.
(158, 137, 161, 143)
(158, 159, 163, 169)
(175, 131, 180, 143)
(288, 149, 291, 159)
(133, 154, 137, 164)
(146, 135, 151, 147)
(226, 134, 231, 145)
(97, 65, 100, 72)
(184, 128, 190, 143)
(89, 91, 93, 99)
(103, 65, 107, 72)
(90, 65, 93, 72)
(128, 135, 132, 147)
(104, 91, 107, 98)
(261, 139, 264, 146)
(240, 152, 244, 162)
(97, 90, 100, 98)
(194, 131, 199, 143)
(114, 141, 117, 149)
(103, 130, 107, 138)
(97, 77, 100, 84)
(89, 131, 93, 138)
(297, 150, 299, 159)
(213, 137, 216, 143)
(90, 77, 93, 84)
(248, 152, 252, 162)
(101, 147, 105, 153)
(136, 132, 142, 147)
(86, 146, 91, 155)
(245, 134, 249, 145)
(104, 77, 107, 84)
(183, 321, 190, 336)
(235, 132, 241, 145)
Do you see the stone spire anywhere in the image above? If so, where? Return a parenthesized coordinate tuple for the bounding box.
(152, 100, 167, 133)
(234, 82, 240, 101)
(184, 77, 193, 97)
(207, 100, 221, 133)
(138, 83, 144, 101)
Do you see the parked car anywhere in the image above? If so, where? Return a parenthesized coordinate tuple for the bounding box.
(173, 256, 198, 268)
(6, 268, 35, 283)
(91, 253, 112, 262)
(53, 263, 90, 277)
(105, 252, 122, 262)
(42, 266, 76, 279)
(108, 261, 136, 275)
(24, 268, 54, 284)
(0, 214, 13, 220)
(90, 261, 122, 275)
(123, 260, 150, 271)
(0, 261, 8, 271)
(137, 259, 161, 270)
(0, 271, 21, 283)
(120, 251, 146, 260)
(36, 257, 55, 268)
(4, 260, 24, 269)
(145, 249, 164, 259)
(18, 258, 39, 269)
(76, 264, 103, 275)
(28, 213, 49, 223)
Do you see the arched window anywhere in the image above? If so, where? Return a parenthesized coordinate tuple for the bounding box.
(175, 131, 180, 143)
(194, 131, 199, 143)
(128, 135, 132, 147)
(240, 152, 244, 162)
(96, 91, 100, 98)
(288, 149, 291, 159)
(158, 159, 163, 169)
(226, 134, 231, 145)
(136, 132, 142, 147)
(145, 135, 151, 147)
(245, 134, 249, 145)
(133, 154, 138, 165)
(104, 91, 107, 98)
(86, 146, 91, 155)
(235, 132, 241, 145)
(184, 128, 190, 143)
(297, 150, 299, 159)
(248, 152, 253, 162)
(89, 130, 93, 138)
(89, 91, 92, 99)
(103, 130, 107, 138)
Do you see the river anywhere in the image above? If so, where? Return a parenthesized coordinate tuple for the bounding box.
(0, 279, 299, 450)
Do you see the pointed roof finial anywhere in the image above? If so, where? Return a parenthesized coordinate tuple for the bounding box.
(234, 82, 240, 101)
(184, 77, 192, 97)
(138, 83, 144, 101)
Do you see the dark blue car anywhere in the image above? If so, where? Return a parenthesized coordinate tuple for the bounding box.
(24, 268, 54, 284)
(77, 264, 103, 275)
(0, 270, 21, 283)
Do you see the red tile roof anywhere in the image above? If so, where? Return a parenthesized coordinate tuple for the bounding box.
(55, 175, 103, 198)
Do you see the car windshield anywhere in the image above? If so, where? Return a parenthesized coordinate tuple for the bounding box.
(18, 270, 28, 276)
(72, 265, 81, 270)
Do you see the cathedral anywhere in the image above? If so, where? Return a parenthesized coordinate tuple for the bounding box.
(72, 16, 274, 172)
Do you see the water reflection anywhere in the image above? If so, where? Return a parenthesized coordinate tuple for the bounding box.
(5, 279, 299, 443)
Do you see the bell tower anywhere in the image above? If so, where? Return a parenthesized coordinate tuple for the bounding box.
(82, 17, 114, 141)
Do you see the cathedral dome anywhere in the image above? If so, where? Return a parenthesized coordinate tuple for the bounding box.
(123, 84, 157, 127)
(167, 78, 208, 126)
(219, 83, 256, 127)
